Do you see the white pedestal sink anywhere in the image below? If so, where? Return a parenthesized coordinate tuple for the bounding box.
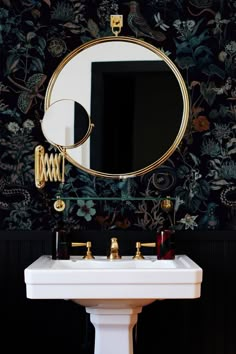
(24, 255, 202, 354)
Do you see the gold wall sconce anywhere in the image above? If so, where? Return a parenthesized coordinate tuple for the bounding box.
(34, 145, 65, 189)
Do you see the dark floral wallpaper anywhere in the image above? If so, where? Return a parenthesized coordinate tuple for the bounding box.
(0, 0, 236, 232)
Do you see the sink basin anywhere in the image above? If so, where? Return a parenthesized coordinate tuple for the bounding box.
(51, 256, 178, 268)
(24, 254, 202, 354)
(25, 255, 202, 303)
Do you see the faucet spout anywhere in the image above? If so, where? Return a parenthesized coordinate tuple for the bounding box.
(107, 237, 121, 260)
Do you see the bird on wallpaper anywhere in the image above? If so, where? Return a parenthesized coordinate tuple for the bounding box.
(126, 1, 166, 42)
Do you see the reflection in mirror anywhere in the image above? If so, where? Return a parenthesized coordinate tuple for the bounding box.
(45, 37, 189, 178)
(41, 99, 92, 149)
(90, 60, 183, 174)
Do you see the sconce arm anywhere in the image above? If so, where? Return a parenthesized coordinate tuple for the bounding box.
(35, 145, 65, 188)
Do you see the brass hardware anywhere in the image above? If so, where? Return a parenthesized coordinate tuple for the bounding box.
(45, 36, 190, 180)
(110, 15, 123, 36)
(107, 237, 121, 260)
(71, 241, 94, 259)
(160, 196, 173, 213)
(53, 197, 66, 212)
(133, 242, 156, 260)
(34, 145, 65, 188)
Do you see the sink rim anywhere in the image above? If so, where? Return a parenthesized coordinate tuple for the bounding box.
(24, 254, 203, 301)
(50, 255, 181, 269)
(24, 255, 203, 282)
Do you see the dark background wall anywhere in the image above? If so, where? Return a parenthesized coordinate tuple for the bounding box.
(0, 1, 236, 353)
(1, 229, 236, 354)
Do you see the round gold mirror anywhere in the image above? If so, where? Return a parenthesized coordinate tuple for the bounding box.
(44, 36, 189, 178)
(41, 99, 94, 149)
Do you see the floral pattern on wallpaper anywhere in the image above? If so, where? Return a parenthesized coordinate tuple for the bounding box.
(0, 0, 236, 231)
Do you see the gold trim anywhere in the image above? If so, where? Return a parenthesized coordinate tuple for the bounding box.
(45, 36, 190, 179)
(35, 145, 46, 188)
(34, 144, 65, 188)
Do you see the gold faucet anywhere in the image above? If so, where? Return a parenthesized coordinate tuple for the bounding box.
(107, 237, 121, 260)
(71, 241, 95, 259)
(133, 242, 156, 260)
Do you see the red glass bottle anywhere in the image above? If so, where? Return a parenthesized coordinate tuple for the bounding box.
(156, 229, 175, 260)
(52, 221, 70, 260)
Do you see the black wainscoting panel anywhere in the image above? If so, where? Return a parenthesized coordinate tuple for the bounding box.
(224, 239, 236, 354)
(0, 230, 235, 354)
(0, 231, 89, 354)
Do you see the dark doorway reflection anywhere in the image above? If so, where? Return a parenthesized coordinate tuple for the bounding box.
(74, 100, 90, 146)
(90, 61, 183, 175)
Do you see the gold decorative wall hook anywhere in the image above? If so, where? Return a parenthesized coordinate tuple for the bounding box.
(35, 145, 65, 188)
(110, 15, 123, 36)
(160, 196, 174, 213)
(54, 196, 66, 212)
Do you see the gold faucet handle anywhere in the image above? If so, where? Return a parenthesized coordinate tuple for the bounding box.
(71, 241, 95, 259)
(133, 242, 156, 260)
(140, 242, 156, 248)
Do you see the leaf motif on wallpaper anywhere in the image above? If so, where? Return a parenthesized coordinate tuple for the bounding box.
(8, 73, 46, 114)
(43, 0, 51, 6)
(20, 0, 51, 7)
(6, 55, 20, 74)
(175, 56, 195, 70)
(87, 19, 99, 38)
(210, 180, 230, 190)
(209, 105, 231, 119)
(174, 20, 216, 74)
(176, 165, 189, 179)
(63, 22, 82, 34)
(174, 184, 207, 213)
(200, 82, 217, 106)
(190, 30, 210, 48)
(81, 186, 99, 197)
(188, 152, 200, 167)
(227, 147, 236, 155)
(194, 45, 212, 65)
(202, 63, 225, 79)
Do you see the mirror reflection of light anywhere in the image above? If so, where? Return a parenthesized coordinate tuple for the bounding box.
(65, 126, 71, 146)
(69, 139, 90, 169)
(65, 101, 74, 145)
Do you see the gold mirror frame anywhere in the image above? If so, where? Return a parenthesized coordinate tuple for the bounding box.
(41, 99, 94, 150)
(44, 36, 189, 179)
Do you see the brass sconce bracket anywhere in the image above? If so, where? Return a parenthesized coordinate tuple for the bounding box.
(35, 145, 65, 188)
(110, 15, 123, 36)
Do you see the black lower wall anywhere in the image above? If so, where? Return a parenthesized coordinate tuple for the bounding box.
(0, 230, 235, 354)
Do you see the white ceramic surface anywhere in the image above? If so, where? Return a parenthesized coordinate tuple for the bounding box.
(24, 254, 202, 354)
(24, 254, 202, 303)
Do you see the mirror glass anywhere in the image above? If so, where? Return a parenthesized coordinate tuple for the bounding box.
(42, 99, 92, 148)
(44, 37, 189, 178)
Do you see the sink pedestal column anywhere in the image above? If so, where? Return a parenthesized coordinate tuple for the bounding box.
(86, 307, 142, 354)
